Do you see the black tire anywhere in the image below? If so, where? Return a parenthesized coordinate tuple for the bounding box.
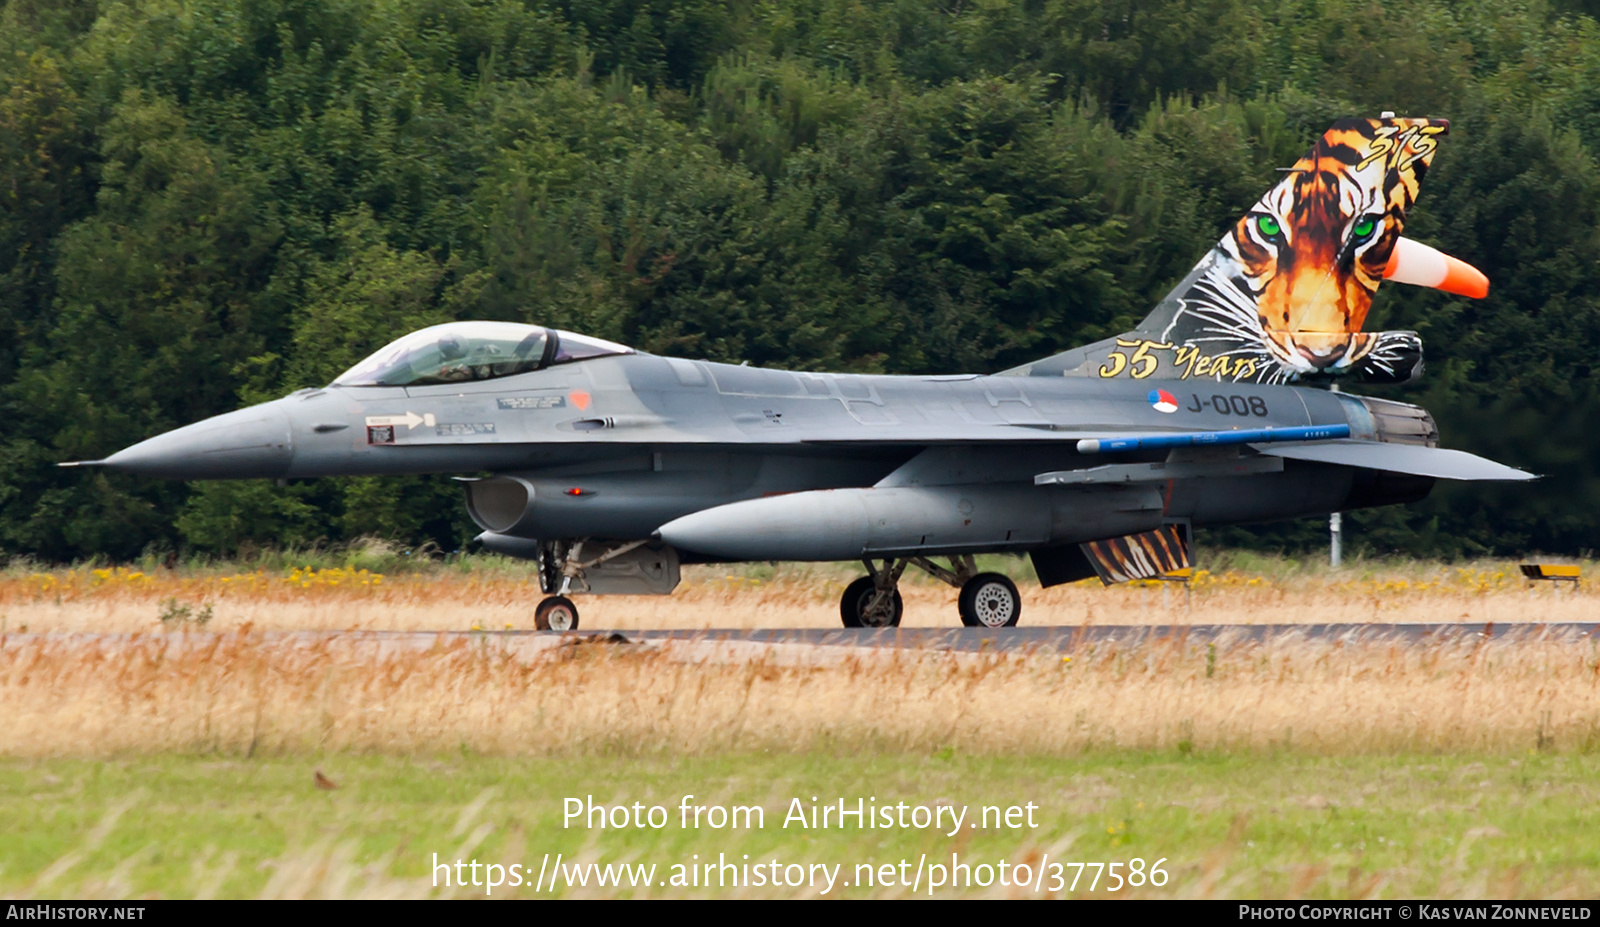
(840, 576, 903, 628)
(535, 595, 580, 631)
(959, 573, 1021, 628)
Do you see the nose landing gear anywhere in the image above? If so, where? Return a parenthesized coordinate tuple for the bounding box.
(535, 595, 580, 630)
(530, 537, 652, 631)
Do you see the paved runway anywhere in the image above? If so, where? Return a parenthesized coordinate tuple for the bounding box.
(573, 622, 1600, 651)
(7, 622, 1597, 658)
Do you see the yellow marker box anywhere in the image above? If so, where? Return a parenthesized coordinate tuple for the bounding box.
(1519, 564, 1581, 581)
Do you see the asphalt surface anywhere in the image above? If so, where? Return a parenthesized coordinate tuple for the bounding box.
(573, 622, 1600, 651)
(8, 622, 1597, 657)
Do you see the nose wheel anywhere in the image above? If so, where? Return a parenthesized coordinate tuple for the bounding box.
(535, 595, 580, 631)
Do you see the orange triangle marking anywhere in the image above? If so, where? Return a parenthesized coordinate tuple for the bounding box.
(570, 390, 591, 411)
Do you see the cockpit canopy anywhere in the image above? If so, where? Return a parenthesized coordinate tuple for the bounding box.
(333, 322, 633, 387)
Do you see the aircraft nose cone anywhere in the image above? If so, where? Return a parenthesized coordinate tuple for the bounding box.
(101, 402, 293, 480)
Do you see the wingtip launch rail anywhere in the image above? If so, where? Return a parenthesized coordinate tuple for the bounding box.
(1075, 425, 1352, 455)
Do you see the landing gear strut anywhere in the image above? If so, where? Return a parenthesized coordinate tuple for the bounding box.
(836, 555, 1024, 629)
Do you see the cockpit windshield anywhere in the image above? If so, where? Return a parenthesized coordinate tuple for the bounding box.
(332, 322, 633, 387)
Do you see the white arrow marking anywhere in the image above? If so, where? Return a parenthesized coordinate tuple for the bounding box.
(364, 411, 436, 430)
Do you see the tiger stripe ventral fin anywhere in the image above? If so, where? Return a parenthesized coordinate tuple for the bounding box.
(1081, 525, 1192, 585)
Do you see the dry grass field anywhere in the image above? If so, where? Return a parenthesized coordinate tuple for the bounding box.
(4, 552, 1598, 898)
(4, 619, 1598, 759)
(1, 553, 1594, 633)
(3, 553, 1595, 757)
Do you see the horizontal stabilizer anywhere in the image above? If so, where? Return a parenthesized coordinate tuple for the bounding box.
(1254, 440, 1535, 481)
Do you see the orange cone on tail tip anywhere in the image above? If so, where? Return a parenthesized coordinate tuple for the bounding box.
(1383, 236, 1489, 298)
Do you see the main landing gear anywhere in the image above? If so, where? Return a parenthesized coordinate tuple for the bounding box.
(957, 573, 1022, 629)
(840, 560, 906, 628)
(838, 555, 1023, 629)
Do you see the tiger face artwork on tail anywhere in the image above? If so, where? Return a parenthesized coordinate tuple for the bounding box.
(1200, 118, 1443, 378)
(1156, 117, 1447, 383)
(1010, 116, 1489, 385)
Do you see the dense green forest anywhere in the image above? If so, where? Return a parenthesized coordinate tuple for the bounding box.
(3, 0, 1599, 561)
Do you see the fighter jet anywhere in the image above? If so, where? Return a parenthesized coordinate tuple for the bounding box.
(64, 116, 1533, 630)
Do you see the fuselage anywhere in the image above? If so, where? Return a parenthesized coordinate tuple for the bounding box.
(99, 351, 1433, 555)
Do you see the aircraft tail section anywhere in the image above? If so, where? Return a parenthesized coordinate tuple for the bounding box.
(1010, 116, 1487, 385)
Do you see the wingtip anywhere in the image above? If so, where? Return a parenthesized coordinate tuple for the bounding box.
(57, 460, 106, 469)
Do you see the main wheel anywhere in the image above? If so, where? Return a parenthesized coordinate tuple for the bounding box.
(535, 595, 580, 631)
(840, 576, 903, 628)
(958, 573, 1021, 628)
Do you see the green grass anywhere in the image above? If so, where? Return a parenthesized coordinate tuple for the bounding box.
(5, 752, 1598, 898)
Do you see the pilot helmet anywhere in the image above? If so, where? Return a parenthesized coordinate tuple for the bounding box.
(437, 334, 466, 360)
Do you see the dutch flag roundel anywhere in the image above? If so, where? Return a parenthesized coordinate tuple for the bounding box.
(1149, 388, 1179, 414)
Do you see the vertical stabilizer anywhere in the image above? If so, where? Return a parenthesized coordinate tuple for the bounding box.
(1012, 117, 1479, 384)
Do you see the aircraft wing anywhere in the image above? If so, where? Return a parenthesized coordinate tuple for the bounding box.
(1021, 425, 1531, 485)
(1251, 440, 1535, 481)
(815, 420, 1532, 483)
(1066, 425, 1533, 481)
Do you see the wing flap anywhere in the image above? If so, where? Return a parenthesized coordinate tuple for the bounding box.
(1254, 440, 1534, 481)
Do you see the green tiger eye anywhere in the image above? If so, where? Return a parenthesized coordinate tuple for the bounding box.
(1353, 217, 1376, 238)
(1257, 215, 1281, 238)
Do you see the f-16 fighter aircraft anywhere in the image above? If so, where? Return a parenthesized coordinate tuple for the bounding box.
(65, 116, 1533, 630)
